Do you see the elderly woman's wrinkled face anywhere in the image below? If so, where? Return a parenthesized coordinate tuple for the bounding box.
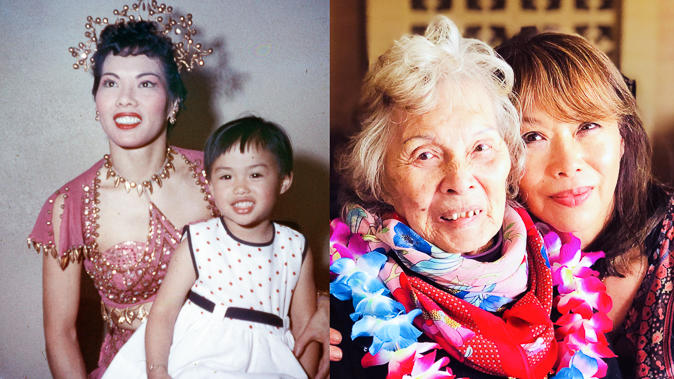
(382, 82, 511, 254)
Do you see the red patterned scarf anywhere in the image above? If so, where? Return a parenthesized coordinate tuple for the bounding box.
(380, 207, 557, 378)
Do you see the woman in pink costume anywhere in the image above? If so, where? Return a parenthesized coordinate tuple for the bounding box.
(28, 20, 218, 378)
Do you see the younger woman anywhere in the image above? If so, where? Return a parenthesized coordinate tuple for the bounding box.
(497, 32, 673, 378)
(29, 20, 217, 378)
(103, 117, 317, 378)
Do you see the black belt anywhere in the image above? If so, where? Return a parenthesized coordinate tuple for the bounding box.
(188, 290, 283, 328)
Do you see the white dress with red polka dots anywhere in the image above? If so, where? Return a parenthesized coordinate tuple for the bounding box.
(102, 217, 307, 378)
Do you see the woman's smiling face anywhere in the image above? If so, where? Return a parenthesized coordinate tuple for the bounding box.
(95, 54, 172, 149)
(519, 106, 623, 248)
(382, 81, 511, 254)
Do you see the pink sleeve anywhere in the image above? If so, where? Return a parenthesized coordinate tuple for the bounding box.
(27, 161, 101, 269)
(174, 146, 205, 171)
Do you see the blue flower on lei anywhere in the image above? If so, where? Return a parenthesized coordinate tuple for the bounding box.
(351, 289, 405, 321)
(352, 309, 423, 354)
(330, 248, 389, 303)
(329, 248, 424, 357)
(553, 350, 600, 379)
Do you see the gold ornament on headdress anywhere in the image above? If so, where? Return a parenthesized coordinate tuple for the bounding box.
(68, 0, 213, 72)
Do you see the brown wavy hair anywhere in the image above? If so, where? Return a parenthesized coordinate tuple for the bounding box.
(497, 32, 670, 277)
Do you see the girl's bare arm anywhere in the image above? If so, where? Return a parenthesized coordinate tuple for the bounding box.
(145, 240, 196, 378)
(290, 247, 319, 377)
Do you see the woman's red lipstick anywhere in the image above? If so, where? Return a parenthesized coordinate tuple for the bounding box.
(113, 112, 142, 130)
(550, 186, 593, 207)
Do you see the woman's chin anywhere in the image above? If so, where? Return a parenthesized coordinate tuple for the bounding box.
(433, 228, 497, 255)
(539, 213, 590, 242)
(428, 217, 498, 254)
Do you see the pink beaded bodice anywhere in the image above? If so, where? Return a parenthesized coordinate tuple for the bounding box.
(74, 148, 215, 308)
(83, 202, 181, 307)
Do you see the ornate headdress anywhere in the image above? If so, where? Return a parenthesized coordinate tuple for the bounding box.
(68, 0, 213, 72)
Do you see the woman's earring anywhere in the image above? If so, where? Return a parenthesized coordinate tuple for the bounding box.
(167, 104, 178, 124)
(95, 111, 100, 121)
(168, 110, 176, 125)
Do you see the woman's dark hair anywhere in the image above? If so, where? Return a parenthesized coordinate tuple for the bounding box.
(204, 116, 294, 180)
(497, 32, 670, 277)
(91, 21, 186, 115)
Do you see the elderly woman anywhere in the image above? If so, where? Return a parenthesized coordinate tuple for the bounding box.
(497, 32, 673, 378)
(328, 17, 588, 378)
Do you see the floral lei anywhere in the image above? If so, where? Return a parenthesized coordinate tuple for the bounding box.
(330, 218, 615, 378)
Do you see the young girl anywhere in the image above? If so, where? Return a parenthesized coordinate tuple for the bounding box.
(103, 116, 318, 378)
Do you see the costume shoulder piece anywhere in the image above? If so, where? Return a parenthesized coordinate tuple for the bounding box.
(28, 147, 206, 270)
(27, 159, 104, 270)
(173, 146, 205, 171)
(173, 146, 219, 218)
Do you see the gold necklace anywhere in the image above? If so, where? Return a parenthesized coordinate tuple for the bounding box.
(103, 146, 176, 196)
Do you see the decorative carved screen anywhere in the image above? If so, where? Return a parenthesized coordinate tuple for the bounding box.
(367, 0, 621, 64)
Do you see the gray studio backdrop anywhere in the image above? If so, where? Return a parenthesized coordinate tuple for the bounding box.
(0, 1, 329, 377)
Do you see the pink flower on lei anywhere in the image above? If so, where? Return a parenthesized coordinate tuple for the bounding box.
(555, 313, 612, 345)
(546, 231, 611, 317)
(555, 314, 615, 377)
(330, 218, 370, 264)
(540, 224, 616, 379)
(556, 333, 615, 378)
(362, 342, 456, 379)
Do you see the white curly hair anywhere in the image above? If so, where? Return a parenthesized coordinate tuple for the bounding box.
(340, 15, 524, 205)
